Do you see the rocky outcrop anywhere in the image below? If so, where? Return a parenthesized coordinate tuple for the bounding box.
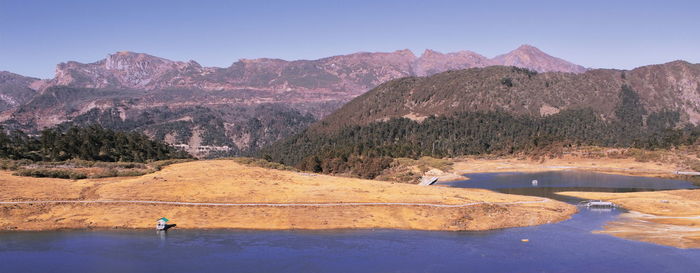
(46, 45, 587, 94)
(413, 49, 492, 76)
(51, 51, 216, 90)
(492, 45, 587, 73)
(0, 71, 40, 112)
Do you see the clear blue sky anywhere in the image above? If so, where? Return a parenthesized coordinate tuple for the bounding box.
(1, 0, 698, 78)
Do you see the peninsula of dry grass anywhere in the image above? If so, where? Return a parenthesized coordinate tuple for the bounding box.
(0, 160, 574, 231)
(558, 190, 700, 249)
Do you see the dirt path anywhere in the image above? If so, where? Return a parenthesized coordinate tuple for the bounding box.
(0, 198, 550, 207)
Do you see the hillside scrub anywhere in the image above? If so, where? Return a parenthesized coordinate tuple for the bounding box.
(0, 125, 191, 162)
(230, 157, 297, 171)
(5, 158, 195, 180)
(14, 168, 88, 180)
(263, 86, 700, 178)
(377, 157, 455, 183)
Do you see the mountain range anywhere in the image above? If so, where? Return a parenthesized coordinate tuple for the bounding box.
(313, 60, 700, 130)
(30, 44, 586, 93)
(0, 45, 594, 157)
(264, 60, 700, 175)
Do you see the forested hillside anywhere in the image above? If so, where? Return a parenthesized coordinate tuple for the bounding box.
(263, 62, 700, 178)
(0, 125, 191, 162)
(308, 61, 700, 134)
(2, 86, 320, 158)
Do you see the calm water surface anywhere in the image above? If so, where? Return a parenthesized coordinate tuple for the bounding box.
(1, 171, 699, 273)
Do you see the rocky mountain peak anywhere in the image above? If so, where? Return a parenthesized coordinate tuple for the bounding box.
(421, 49, 439, 56)
(50, 51, 209, 89)
(0, 71, 40, 111)
(514, 44, 540, 52)
(0, 71, 39, 83)
(413, 49, 492, 76)
(393, 49, 416, 58)
(492, 45, 587, 73)
(42, 46, 587, 92)
(104, 51, 173, 71)
(420, 48, 444, 57)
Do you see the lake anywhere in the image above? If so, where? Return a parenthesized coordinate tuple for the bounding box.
(1, 171, 699, 273)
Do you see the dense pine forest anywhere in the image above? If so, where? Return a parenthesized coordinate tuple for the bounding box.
(262, 86, 700, 178)
(0, 125, 191, 162)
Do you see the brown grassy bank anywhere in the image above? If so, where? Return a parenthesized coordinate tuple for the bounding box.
(435, 146, 700, 182)
(376, 147, 700, 184)
(0, 160, 574, 231)
(558, 190, 700, 249)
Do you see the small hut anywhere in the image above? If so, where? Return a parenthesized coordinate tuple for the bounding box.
(156, 217, 169, 230)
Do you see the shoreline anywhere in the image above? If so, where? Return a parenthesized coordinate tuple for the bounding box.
(4, 158, 689, 233)
(0, 160, 576, 232)
(1, 201, 575, 232)
(558, 190, 700, 249)
(432, 156, 687, 182)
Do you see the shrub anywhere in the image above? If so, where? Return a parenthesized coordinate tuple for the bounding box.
(501, 77, 513, 87)
(0, 159, 32, 170)
(148, 159, 196, 171)
(90, 168, 152, 178)
(606, 150, 627, 159)
(93, 161, 146, 169)
(14, 168, 88, 180)
(116, 169, 151, 177)
(627, 149, 663, 162)
(64, 159, 96, 168)
(418, 156, 453, 172)
(232, 157, 297, 171)
(685, 159, 700, 172)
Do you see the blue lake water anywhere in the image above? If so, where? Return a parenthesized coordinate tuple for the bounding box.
(1, 171, 699, 273)
(441, 171, 698, 202)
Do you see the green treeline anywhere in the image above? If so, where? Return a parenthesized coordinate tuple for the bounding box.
(0, 125, 191, 162)
(262, 86, 700, 178)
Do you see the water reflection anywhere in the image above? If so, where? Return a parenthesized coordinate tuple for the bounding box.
(586, 207, 616, 213)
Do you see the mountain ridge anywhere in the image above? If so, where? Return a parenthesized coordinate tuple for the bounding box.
(310, 60, 700, 133)
(493, 45, 588, 74)
(12, 45, 587, 94)
(262, 60, 700, 173)
(3, 46, 691, 159)
(0, 71, 40, 112)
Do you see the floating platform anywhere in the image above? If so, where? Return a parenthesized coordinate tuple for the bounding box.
(579, 200, 616, 208)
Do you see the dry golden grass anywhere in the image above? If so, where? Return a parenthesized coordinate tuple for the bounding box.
(382, 147, 694, 184)
(0, 160, 574, 231)
(448, 155, 681, 179)
(0, 171, 94, 200)
(558, 190, 700, 249)
(96, 160, 537, 204)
